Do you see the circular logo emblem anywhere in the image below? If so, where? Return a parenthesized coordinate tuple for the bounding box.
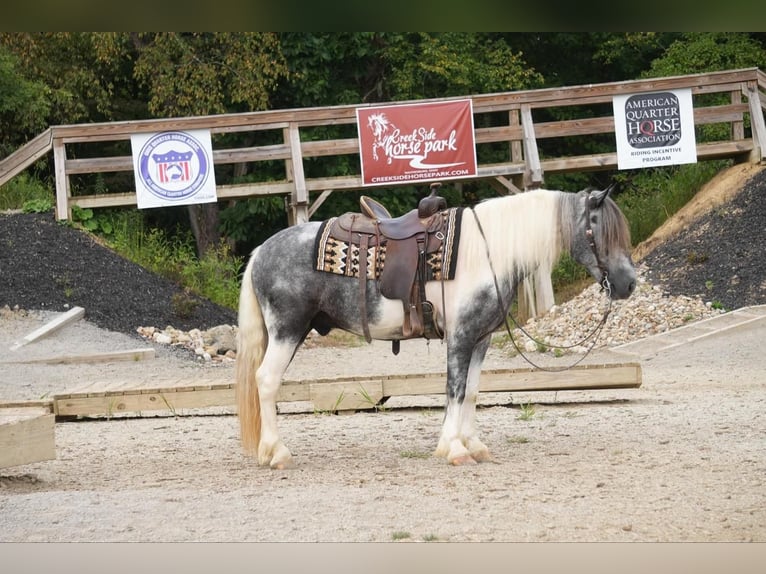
(137, 131, 210, 201)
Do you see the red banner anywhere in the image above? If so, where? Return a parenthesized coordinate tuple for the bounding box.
(356, 99, 477, 187)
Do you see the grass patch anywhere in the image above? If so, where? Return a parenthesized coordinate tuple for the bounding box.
(0, 174, 52, 211)
(391, 531, 411, 541)
(517, 402, 536, 421)
(400, 450, 431, 459)
(507, 435, 530, 444)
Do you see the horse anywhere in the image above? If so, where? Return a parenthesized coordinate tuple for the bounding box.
(235, 186, 637, 468)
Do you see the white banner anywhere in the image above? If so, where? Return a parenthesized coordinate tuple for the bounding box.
(613, 88, 697, 170)
(131, 129, 217, 209)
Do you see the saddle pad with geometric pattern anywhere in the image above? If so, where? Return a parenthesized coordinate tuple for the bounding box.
(314, 207, 463, 281)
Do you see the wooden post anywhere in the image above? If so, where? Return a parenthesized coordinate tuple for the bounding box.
(287, 124, 309, 224)
(745, 81, 766, 163)
(520, 105, 543, 189)
(730, 90, 744, 141)
(53, 136, 71, 221)
(509, 109, 524, 192)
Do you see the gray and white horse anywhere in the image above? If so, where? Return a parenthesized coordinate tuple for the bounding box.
(236, 187, 636, 468)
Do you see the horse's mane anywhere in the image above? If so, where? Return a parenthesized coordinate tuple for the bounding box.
(458, 189, 631, 279)
(591, 192, 633, 257)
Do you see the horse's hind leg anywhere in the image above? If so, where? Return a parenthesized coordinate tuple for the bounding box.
(257, 339, 300, 469)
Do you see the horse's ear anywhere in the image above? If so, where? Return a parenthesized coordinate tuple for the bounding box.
(588, 183, 616, 208)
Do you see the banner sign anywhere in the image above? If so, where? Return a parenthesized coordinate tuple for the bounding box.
(356, 99, 477, 186)
(613, 88, 697, 170)
(131, 129, 217, 209)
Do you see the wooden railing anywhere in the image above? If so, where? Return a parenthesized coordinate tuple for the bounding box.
(1, 67, 764, 223)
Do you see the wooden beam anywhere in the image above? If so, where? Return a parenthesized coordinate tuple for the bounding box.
(0, 408, 56, 469)
(0, 128, 52, 188)
(1, 348, 155, 365)
(53, 138, 70, 221)
(9, 306, 85, 351)
(49, 362, 641, 418)
(520, 105, 543, 187)
(287, 123, 309, 225)
(310, 380, 384, 412)
(308, 189, 334, 218)
(745, 81, 766, 162)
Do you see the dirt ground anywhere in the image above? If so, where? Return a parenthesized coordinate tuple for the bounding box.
(1, 309, 765, 543)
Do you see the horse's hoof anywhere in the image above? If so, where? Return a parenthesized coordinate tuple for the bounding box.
(270, 458, 294, 470)
(449, 454, 478, 466)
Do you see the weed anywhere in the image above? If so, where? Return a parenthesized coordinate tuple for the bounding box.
(711, 300, 725, 310)
(517, 402, 536, 421)
(54, 273, 74, 299)
(22, 198, 53, 213)
(400, 450, 431, 459)
(507, 435, 530, 444)
(686, 251, 709, 265)
(358, 384, 386, 412)
(105, 398, 118, 420)
(159, 393, 177, 417)
(314, 390, 346, 415)
(171, 290, 200, 319)
(422, 534, 439, 542)
(0, 174, 52, 211)
(391, 531, 411, 541)
(705, 280, 714, 291)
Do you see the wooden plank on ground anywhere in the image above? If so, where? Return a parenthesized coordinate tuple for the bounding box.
(1, 348, 154, 365)
(9, 306, 85, 351)
(49, 362, 640, 418)
(55, 387, 236, 417)
(0, 408, 56, 469)
(310, 380, 384, 412)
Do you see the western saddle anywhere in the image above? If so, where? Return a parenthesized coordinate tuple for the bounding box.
(323, 184, 449, 353)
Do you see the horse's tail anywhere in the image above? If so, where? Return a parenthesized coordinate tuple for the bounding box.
(235, 249, 266, 456)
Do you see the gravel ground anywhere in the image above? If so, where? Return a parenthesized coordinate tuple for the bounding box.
(641, 164, 766, 311)
(0, 212, 236, 336)
(1, 164, 765, 543)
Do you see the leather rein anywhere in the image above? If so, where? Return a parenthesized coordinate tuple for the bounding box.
(469, 195, 613, 373)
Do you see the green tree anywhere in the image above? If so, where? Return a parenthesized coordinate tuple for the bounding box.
(644, 32, 766, 78)
(95, 32, 290, 256)
(0, 46, 51, 158)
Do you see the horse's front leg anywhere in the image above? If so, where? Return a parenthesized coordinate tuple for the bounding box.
(459, 334, 492, 462)
(434, 334, 492, 465)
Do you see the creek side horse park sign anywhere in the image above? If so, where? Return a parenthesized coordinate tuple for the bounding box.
(356, 99, 478, 187)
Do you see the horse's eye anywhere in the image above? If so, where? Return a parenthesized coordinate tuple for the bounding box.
(590, 215, 598, 224)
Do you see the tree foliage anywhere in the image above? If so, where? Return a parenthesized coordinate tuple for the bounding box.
(2, 32, 766, 256)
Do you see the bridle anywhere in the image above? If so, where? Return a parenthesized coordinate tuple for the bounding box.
(469, 193, 613, 373)
(583, 192, 613, 296)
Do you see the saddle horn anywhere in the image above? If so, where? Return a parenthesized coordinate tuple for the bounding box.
(418, 183, 448, 218)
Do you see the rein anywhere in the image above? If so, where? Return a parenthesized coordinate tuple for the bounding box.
(469, 202, 613, 373)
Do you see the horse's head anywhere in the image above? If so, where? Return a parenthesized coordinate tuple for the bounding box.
(571, 185, 636, 299)
(367, 113, 389, 139)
